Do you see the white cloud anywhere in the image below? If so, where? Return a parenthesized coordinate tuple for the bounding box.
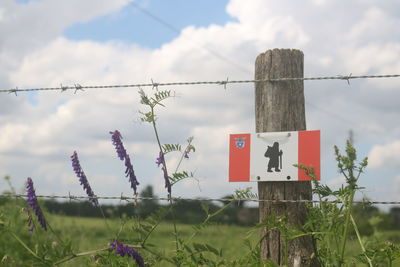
(311, 0, 329, 5)
(347, 7, 400, 44)
(368, 141, 400, 169)
(327, 175, 346, 188)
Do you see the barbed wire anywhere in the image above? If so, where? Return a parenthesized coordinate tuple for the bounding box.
(2, 74, 400, 94)
(1, 193, 399, 205)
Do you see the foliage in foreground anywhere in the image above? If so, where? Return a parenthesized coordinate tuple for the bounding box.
(1, 88, 399, 266)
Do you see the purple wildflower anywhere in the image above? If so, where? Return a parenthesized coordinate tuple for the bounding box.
(110, 130, 126, 160)
(110, 240, 144, 267)
(26, 177, 47, 231)
(156, 151, 171, 194)
(110, 130, 139, 194)
(71, 151, 99, 206)
(155, 151, 163, 167)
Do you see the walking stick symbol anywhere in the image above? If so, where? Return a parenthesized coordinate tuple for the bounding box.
(279, 150, 282, 170)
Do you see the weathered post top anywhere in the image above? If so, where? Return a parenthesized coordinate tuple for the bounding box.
(255, 48, 305, 133)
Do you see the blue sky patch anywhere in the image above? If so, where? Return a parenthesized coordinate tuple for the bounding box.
(63, 0, 234, 48)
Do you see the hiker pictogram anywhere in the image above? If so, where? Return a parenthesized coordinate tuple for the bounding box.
(264, 142, 283, 172)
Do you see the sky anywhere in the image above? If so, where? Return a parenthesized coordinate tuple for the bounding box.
(0, 0, 400, 207)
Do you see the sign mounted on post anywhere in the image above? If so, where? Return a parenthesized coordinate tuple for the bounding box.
(229, 130, 320, 182)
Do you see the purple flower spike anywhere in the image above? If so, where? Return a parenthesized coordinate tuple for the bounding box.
(71, 151, 99, 206)
(110, 130, 126, 160)
(26, 177, 47, 231)
(124, 154, 139, 193)
(110, 130, 139, 194)
(111, 240, 144, 267)
(156, 151, 171, 194)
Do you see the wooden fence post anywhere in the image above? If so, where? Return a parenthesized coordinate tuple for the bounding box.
(255, 49, 320, 266)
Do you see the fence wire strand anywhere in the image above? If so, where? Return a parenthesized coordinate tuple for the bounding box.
(2, 74, 400, 94)
(1, 193, 399, 205)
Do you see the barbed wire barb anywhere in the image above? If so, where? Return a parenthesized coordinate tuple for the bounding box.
(219, 77, 229, 90)
(338, 73, 352, 85)
(60, 83, 69, 93)
(68, 191, 73, 202)
(74, 83, 84, 94)
(9, 87, 18, 96)
(2, 73, 400, 94)
(151, 78, 159, 90)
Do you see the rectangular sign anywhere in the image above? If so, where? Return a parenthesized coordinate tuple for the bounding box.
(229, 130, 320, 182)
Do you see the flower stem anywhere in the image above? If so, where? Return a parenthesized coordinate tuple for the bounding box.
(151, 106, 163, 155)
(339, 190, 355, 266)
(46, 220, 65, 245)
(150, 106, 179, 253)
(9, 231, 46, 263)
(186, 201, 233, 244)
(350, 214, 373, 267)
(98, 204, 113, 234)
(54, 247, 111, 265)
(174, 138, 193, 174)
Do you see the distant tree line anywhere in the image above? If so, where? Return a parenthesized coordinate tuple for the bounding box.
(43, 185, 259, 226)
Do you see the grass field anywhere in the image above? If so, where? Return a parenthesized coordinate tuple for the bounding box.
(44, 214, 400, 266)
(2, 206, 399, 266)
(47, 214, 259, 266)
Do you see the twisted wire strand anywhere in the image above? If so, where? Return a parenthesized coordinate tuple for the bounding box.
(1, 193, 399, 205)
(2, 74, 399, 94)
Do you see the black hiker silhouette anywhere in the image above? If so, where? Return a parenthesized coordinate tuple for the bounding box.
(264, 142, 283, 172)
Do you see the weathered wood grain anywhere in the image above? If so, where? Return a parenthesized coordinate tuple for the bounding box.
(255, 49, 320, 267)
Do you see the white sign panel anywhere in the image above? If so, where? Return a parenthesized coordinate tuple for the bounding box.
(250, 132, 298, 181)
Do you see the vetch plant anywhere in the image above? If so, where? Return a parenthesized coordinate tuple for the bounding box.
(139, 88, 175, 195)
(295, 140, 373, 266)
(139, 88, 195, 195)
(110, 240, 144, 267)
(334, 141, 368, 266)
(71, 150, 116, 235)
(26, 177, 47, 231)
(156, 151, 171, 194)
(138, 88, 202, 263)
(110, 130, 140, 194)
(71, 151, 99, 206)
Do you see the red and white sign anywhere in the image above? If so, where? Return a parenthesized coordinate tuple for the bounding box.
(229, 130, 320, 182)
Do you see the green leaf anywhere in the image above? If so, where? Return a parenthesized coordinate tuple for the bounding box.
(193, 243, 207, 252)
(153, 90, 172, 103)
(139, 111, 156, 123)
(205, 244, 220, 256)
(184, 244, 193, 253)
(139, 89, 151, 105)
(169, 171, 193, 185)
(234, 187, 257, 199)
(162, 143, 181, 154)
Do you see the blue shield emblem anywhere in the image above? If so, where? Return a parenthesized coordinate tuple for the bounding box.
(235, 139, 245, 149)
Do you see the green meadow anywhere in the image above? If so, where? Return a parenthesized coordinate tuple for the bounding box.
(30, 215, 400, 266)
(47, 214, 258, 266)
